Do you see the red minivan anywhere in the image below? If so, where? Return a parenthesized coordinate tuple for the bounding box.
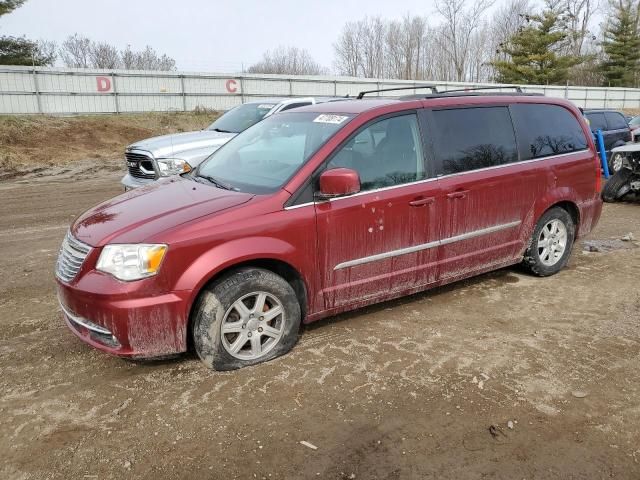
(56, 90, 603, 370)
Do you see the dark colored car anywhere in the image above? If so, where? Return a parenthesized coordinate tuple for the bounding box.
(584, 109, 632, 173)
(56, 91, 603, 370)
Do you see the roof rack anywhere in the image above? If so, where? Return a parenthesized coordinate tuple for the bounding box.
(439, 85, 524, 94)
(357, 85, 439, 99)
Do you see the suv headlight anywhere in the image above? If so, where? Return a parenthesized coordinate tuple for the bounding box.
(157, 158, 191, 177)
(97, 244, 168, 281)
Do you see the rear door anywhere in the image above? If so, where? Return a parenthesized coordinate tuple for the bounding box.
(426, 106, 529, 280)
(315, 112, 441, 309)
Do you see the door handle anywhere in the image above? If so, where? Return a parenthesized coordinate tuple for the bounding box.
(409, 196, 435, 207)
(447, 190, 469, 200)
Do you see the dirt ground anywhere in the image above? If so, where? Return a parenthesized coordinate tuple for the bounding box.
(0, 112, 217, 178)
(1, 161, 639, 480)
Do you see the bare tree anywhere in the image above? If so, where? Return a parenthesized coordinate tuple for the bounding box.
(334, 21, 362, 76)
(491, 0, 534, 63)
(435, 0, 496, 81)
(359, 16, 386, 78)
(563, 0, 598, 56)
(127, 46, 176, 70)
(60, 34, 92, 68)
(89, 42, 121, 69)
(36, 39, 57, 65)
(248, 46, 325, 75)
(60, 36, 176, 71)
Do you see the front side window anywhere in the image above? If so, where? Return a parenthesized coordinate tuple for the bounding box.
(207, 103, 276, 133)
(512, 104, 589, 160)
(431, 107, 518, 175)
(585, 112, 607, 132)
(328, 114, 425, 191)
(197, 112, 353, 193)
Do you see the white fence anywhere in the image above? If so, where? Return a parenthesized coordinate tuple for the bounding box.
(1, 65, 640, 115)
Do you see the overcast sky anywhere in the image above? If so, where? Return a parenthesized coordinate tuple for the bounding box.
(1, 0, 448, 72)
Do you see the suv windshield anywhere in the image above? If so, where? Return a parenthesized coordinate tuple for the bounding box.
(630, 116, 640, 127)
(197, 112, 353, 193)
(207, 103, 277, 134)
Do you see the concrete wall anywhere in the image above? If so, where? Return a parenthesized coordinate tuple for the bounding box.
(1, 65, 639, 115)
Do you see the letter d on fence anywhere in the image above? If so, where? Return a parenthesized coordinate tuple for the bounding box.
(97, 76, 112, 92)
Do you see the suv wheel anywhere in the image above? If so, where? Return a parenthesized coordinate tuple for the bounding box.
(192, 268, 301, 370)
(609, 152, 626, 174)
(521, 207, 575, 277)
(602, 168, 633, 203)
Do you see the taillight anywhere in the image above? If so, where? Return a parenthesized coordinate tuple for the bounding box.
(595, 154, 602, 192)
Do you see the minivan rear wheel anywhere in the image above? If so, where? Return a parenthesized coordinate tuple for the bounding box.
(521, 207, 575, 277)
(192, 268, 301, 370)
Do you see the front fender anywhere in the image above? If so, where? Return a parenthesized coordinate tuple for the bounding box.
(175, 235, 304, 312)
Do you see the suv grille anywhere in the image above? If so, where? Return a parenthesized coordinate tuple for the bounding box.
(56, 232, 92, 283)
(125, 151, 156, 179)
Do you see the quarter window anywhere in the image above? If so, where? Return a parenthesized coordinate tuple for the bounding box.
(512, 104, 588, 160)
(328, 114, 426, 191)
(605, 112, 628, 130)
(431, 107, 518, 175)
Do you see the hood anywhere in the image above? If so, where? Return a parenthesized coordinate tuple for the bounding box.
(612, 143, 640, 153)
(72, 176, 254, 247)
(128, 130, 236, 160)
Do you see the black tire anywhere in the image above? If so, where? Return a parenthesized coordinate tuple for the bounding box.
(521, 207, 575, 277)
(602, 168, 633, 203)
(192, 268, 301, 370)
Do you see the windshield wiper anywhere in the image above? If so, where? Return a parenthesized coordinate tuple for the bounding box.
(196, 174, 235, 190)
(210, 127, 234, 133)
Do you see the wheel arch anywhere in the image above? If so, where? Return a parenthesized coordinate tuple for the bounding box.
(185, 257, 309, 350)
(550, 200, 580, 231)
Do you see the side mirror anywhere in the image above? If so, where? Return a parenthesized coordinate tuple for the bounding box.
(317, 168, 360, 200)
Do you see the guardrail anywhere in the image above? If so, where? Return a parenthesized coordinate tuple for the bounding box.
(1, 65, 639, 114)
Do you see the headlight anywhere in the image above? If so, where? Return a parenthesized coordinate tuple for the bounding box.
(97, 244, 168, 281)
(157, 158, 191, 177)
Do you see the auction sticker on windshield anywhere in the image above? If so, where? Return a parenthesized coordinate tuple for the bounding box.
(313, 114, 349, 124)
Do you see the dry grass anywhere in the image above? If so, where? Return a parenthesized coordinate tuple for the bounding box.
(0, 112, 220, 172)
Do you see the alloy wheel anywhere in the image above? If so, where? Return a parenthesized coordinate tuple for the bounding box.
(220, 291, 285, 360)
(537, 219, 568, 267)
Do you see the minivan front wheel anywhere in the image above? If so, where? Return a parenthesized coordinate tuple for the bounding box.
(522, 207, 575, 277)
(192, 268, 301, 370)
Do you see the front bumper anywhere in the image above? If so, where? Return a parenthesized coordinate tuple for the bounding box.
(121, 173, 155, 190)
(56, 277, 191, 358)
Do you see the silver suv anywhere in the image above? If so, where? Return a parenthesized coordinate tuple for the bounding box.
(121, 97, 337, 189)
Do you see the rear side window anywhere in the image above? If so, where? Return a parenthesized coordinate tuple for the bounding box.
(431, 107, 518, 175)
(585, 112, 607, 132)
(512, 104, 588, 160)
(605, 112, 628, 130)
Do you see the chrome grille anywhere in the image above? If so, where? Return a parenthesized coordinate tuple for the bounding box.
(125, 151, 156, 179)
(56, 232, 91, 283)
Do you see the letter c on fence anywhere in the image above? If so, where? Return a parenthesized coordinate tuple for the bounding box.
(97, 76, 112, 92)
(225, 79, 238, 93)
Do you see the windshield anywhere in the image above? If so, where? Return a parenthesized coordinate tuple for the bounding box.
(207, 103, 277, 133)
(196, 112, 353, 193)
(630, 116, 640, 127)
